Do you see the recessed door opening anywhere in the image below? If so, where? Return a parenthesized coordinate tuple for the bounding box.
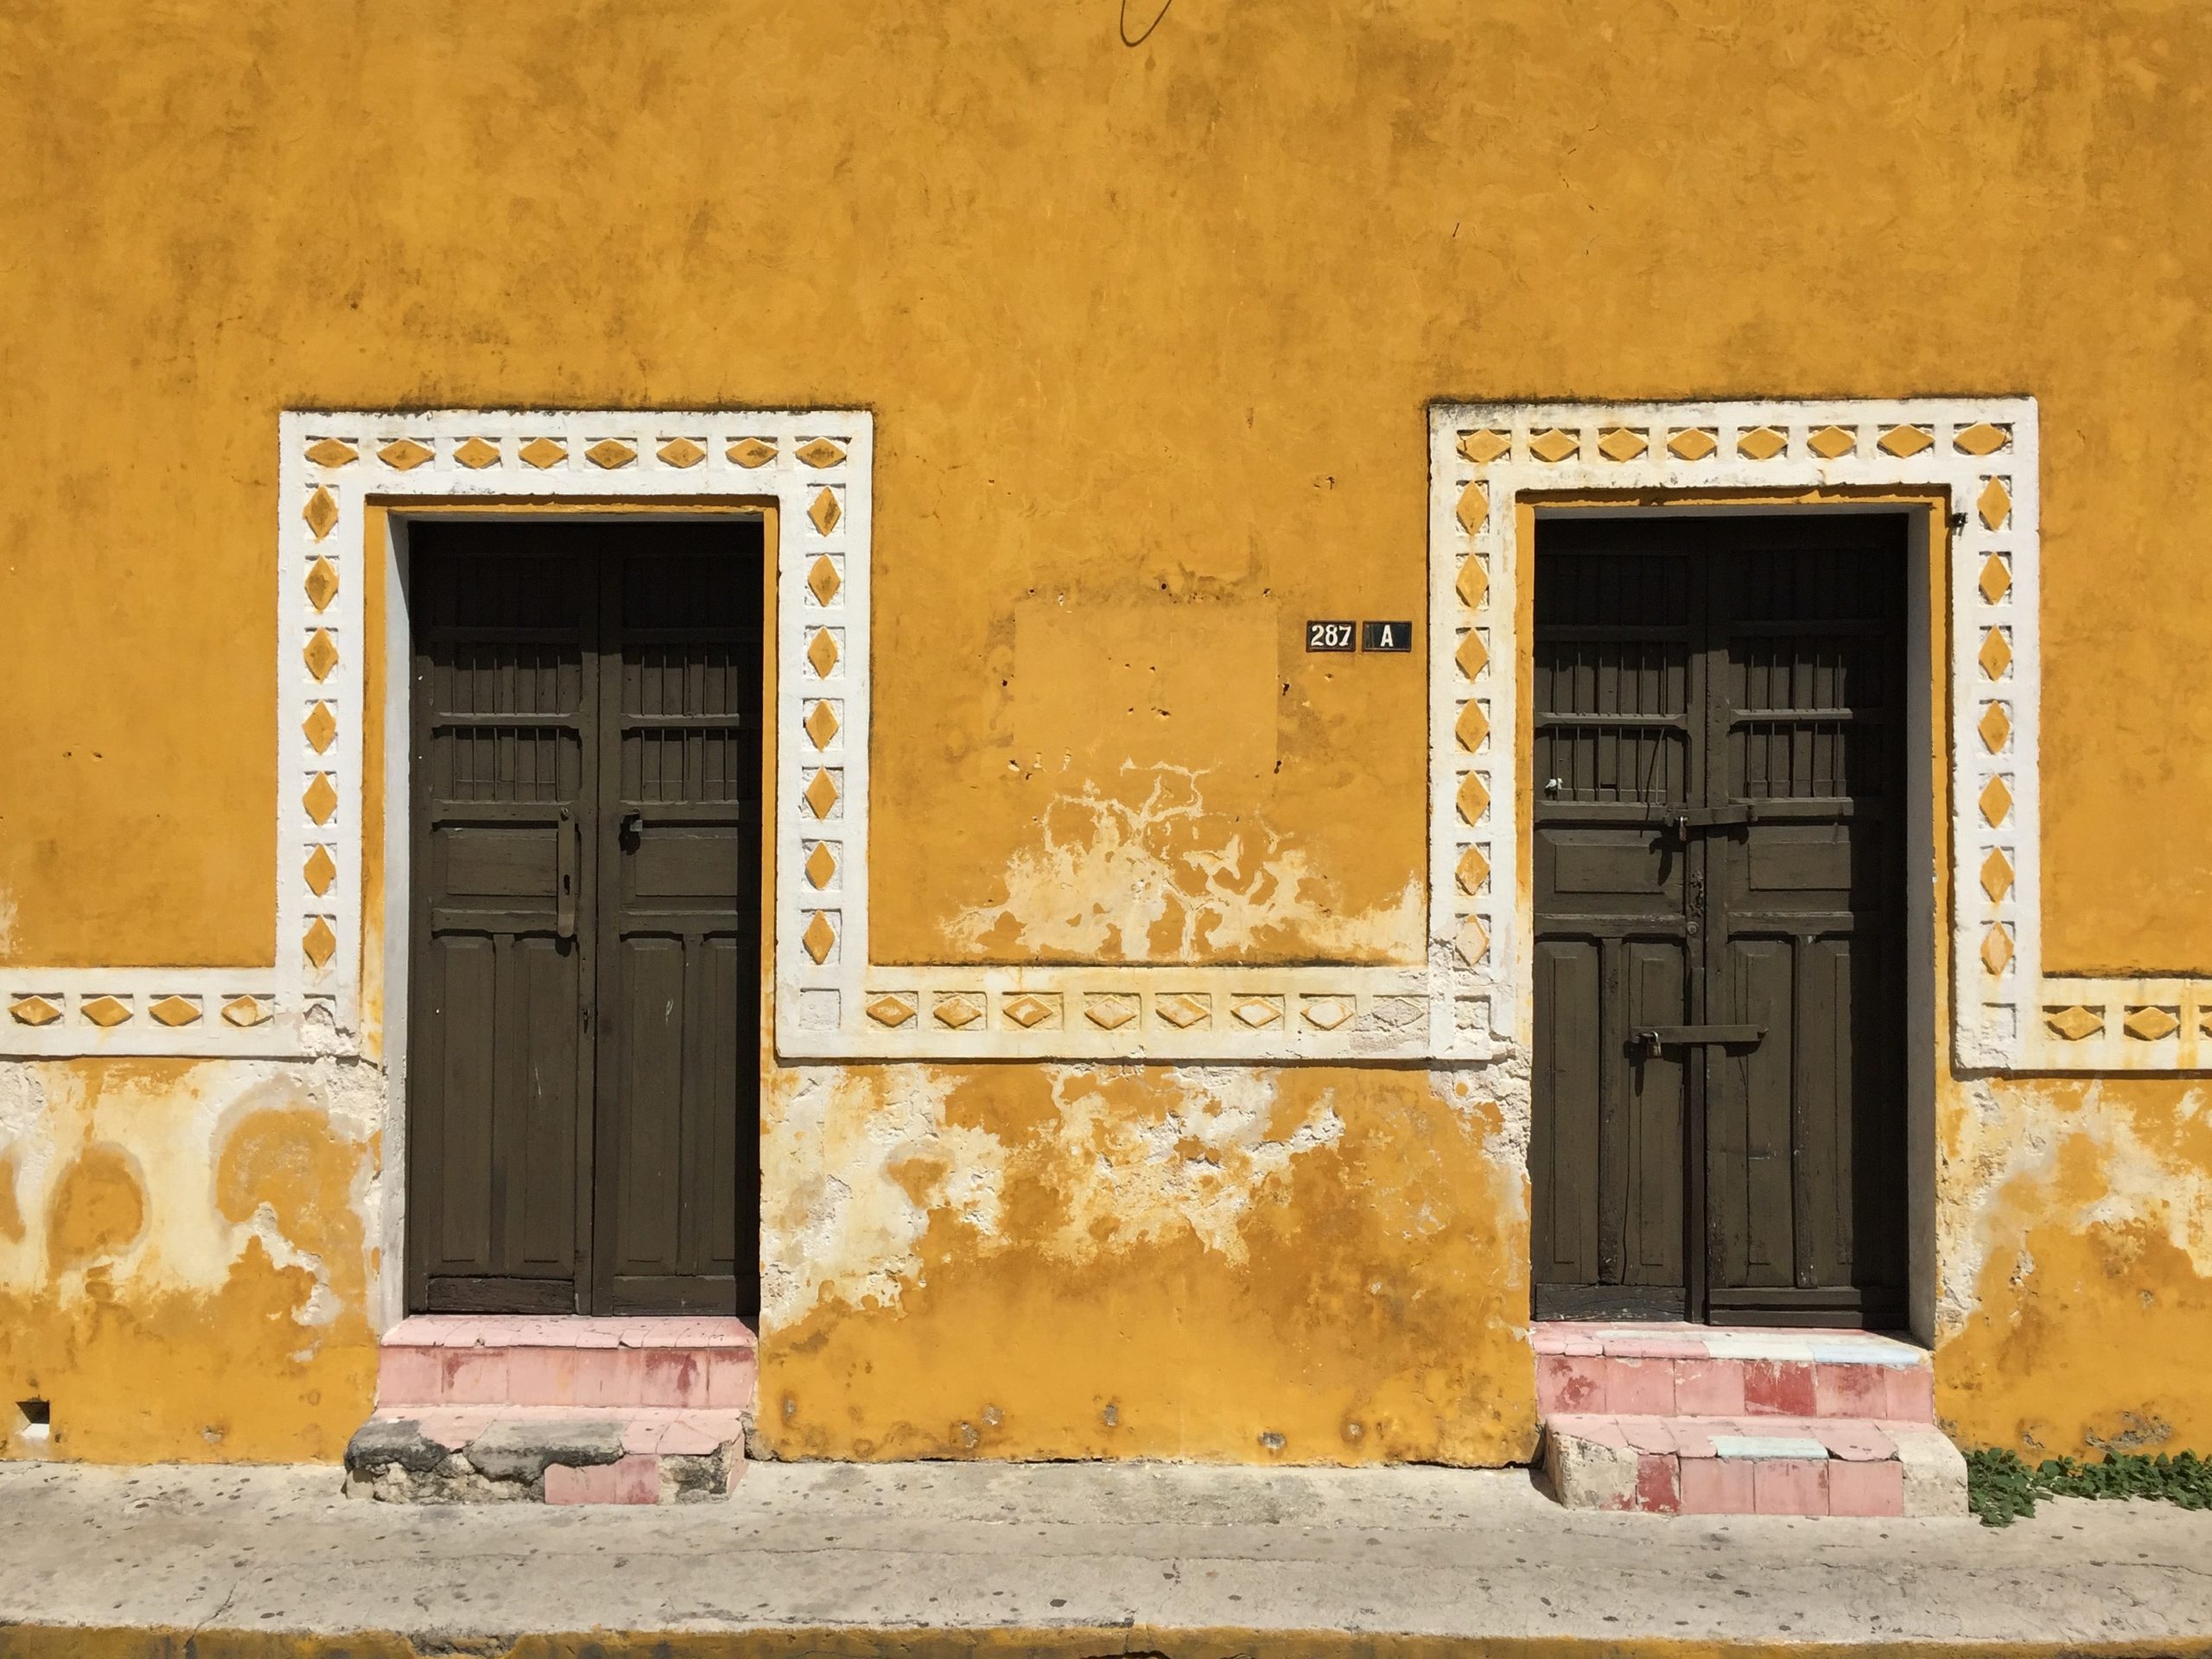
(1529, 512, 1910, 1330)
(404, 519, 765, 1318)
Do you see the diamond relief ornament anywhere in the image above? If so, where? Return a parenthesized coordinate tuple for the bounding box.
(807, 628, 840, 678)
(1807, 424, 1857, 460)
(1455, 700, 1489, 753)
(1301, 995, 1353, 1030)
(804, 701, 840, 749)
(1980, 848, 2015, 902)
(809, 487, 842, 536)
(1738, 427, 1788, 461)
(303, 486, 340, 541)
(933, 994, 984, 1029)
(1457, 772, 1490, 825)
(808, 556, 842, 605)
(1978, 702, 2012, 753)
(1455, 556, 1489, 611)
(1955, 423, 2009, 456)
(1980, 923, 2013, 975)
(303, 918, 338, 969)
(304, 438, 358, 467)
(1456, 915, 1491, 966)
(378, 438, 434, 471)
(303, 702, 337, 753)
(1231, 996, 1282, 1028)
(805, 842, 837, 889)
(305, 557, 340, 612)
(1598, 427, 1648, 462)
(866, 994, 918, 1027)
(1979, 627, 2012, 680)
(304, 630, 340, 681)
(2045, 1005, 2103, 1041)
(1667, 429, 1718, 461)
(1456, 845, 1491, 894)
(2125, 1007, 2181, 1041)
(796, 438, 848, 468)
(1878, 424, 1933, 458)
(1155, 993, 1211, 1029)
(585, 439, 638, 469)
(304, 772, 340, 824)
(518, 436, 567, 469)
(82, 995, 132, 1027)
(1455, 630, 1489, 680)
(1978, 476, 2012, 531)
(303, 844, 338, 895)
(1455, 480, 1488, 535)
(802, 912, 836, 964)
(1084, 995, 1137, 1030)
(454, 436, 501, 469)
(1979, 555, 2012, 606)
(727, 438, 777, 468)
(149, 995, 200, 1027)
(221, 995, 270, 1027)
(9, 995, 62, 1027)
(1980, 776, 2013, 826)
(804, 769, 839, 819)
(657, 437, 707, 468)
(1529, 428, 1580, 463)
(1457, 430, 1510, 464)
(1003, 994, 1057, 1029)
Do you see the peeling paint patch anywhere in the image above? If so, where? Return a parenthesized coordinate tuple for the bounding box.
(944, 766, 1421, 963)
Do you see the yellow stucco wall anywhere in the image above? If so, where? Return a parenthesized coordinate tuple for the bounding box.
(2, 0, 2209, 1465)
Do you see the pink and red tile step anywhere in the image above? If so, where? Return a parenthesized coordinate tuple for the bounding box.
(1542, 1412, 1967, 1517)
(1533, 1322, 1935, 1422)
(375, 1315, 757, 1413)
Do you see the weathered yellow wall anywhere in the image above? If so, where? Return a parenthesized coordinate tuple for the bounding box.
(2, 0, 2210, 1465)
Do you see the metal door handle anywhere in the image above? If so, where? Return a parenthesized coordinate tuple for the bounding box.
(620, 810, 644, 849)
(556, 809, 577, 940)
(1631, 1024, 1765, 1057)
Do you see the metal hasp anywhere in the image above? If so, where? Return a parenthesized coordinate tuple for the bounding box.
(1632, 1024, 1766, 1058)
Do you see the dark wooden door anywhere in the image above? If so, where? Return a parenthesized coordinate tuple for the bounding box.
(1530, 514, 1907, 1327)
(407, 521, 762, 1317)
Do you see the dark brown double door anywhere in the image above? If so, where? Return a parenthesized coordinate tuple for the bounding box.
(1531, 514, 1908, 1328)
(406, 521, 762, 1317)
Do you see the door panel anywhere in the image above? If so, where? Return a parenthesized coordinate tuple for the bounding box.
(594, 537, 762, 1315)
(408, 537, 594, 1313)
(1533, 514, 1908, 1326)
(409, 523, 762, 1318)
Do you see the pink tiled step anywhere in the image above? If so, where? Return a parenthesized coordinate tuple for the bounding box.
(376, 1315, 757, 1413)
(1534, 1321, 1933, 1422)
(1543, 1413, 1967, 1516)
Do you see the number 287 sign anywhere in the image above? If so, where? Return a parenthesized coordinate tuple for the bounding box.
(1306, 620, 1413, 653)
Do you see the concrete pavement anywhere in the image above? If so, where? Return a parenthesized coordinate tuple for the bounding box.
(1, 1459, 2209, 1656)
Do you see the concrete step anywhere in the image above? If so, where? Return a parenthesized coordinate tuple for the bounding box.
(1534, 1321, 1933, 1421)
(344, 1406, 747, 1504)
(1542, 1413, 1967, 1516)
(374, 1315, 757, 1412)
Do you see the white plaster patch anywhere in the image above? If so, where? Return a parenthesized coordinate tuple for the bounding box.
(1044, 1065, 1343, 1265)
(944, 766, 1422, 963)
(1938, 1078, 2212, 1336)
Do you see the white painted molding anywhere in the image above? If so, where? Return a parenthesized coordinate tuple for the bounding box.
(0, 396, 2177, 1071)
(1429, 398, 2043, 1072)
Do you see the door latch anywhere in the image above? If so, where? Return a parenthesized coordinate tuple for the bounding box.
(619, 810, 645, 849)
(555, 807, 578, 941)
(1630, 1024, 1765, 1058)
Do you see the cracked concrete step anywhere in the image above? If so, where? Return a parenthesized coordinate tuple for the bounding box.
(344, 1406, 747, 1504)
(1535, 1321, 1934, 1421)
(1543, 1412, 1967, 1516)
(375, 1314, 757, 1412)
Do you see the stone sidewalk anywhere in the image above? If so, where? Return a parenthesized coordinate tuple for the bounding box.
(1, 1459, 2209, 1656)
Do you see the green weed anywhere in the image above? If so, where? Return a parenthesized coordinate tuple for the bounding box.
(1966, 1446, 2212, 1526)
